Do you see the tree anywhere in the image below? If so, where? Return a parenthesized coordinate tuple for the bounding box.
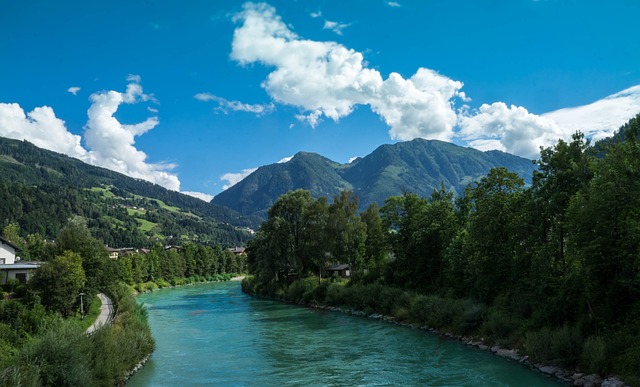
(360, 203, 387, 279)
(29, 251, 86, 316)
(326, 191, 365, 276)
(567, 117, 640, 327)
(55, 216, 113, 291)
(381, 192, 428, 287)
(465, 167, 526, 302)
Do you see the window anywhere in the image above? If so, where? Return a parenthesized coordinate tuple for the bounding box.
(0, 258, 4, 264)
(15, 273, 27, 284)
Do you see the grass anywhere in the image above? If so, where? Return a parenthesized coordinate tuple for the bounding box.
(136, 218, 157, 233)
(0, 155, 22, 164)
(70, 295, 102, 331)
(126, 208, 146, 216)
(90, 186, 116, 198)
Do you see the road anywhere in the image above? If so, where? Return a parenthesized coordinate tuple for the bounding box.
(86, 293, 114, 334)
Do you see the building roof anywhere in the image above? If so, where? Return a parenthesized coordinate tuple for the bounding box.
(326, 264, 350, 271)
(0, 262, 41, 270)
(229, 246, 246, 254)
(0, 236, 21, 251)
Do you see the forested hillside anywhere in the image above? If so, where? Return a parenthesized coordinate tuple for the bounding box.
(211, 139, 538, 219)
(0, 137, 257, 247)
(244, 115, 640, 385)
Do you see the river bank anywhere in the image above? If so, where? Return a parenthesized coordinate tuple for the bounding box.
(129, 280, 565, 386)
(124, 274, 243, 383)
(241, 276, 629, 387)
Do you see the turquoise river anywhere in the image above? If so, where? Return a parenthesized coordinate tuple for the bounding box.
(128, 281, 564, 386)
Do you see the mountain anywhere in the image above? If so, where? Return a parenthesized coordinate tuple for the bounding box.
(0, 136, 258, 247)
(211, 139, 538, 218)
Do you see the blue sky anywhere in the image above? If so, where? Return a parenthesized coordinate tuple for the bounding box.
(1, 0, 639, 200)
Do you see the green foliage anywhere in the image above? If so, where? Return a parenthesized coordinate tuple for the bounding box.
(524, 325, 583, 367)
(28, 251, 86, 316)
(0, 136, 254, 247)
(581, 336, 608, 374)
(213, 139, 538, 219)
(17, 320, 94, 387)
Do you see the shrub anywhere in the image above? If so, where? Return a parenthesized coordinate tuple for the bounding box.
(17, 320, 94, 387)
(480, 308, 522, 344)
(324, 282, 348, 306)
(453, 299, 487, 334)
(524, 325, 583, 366)
(581, 336, 608, 374)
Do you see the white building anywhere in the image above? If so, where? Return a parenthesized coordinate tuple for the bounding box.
(0, 236, 40, 285)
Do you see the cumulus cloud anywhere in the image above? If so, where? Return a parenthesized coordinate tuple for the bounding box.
(67, 86, 81, 95)
(182, 191, 214, 202)
(83, 77, 181, 191)
(231, 2, 464, 142)
(323, 20, 350, 35)
(457, 85, 640, 159)
(0, 103, 88, 158)
(194, 92, 274, 115)
(542, 85, 640, 142)
(310, 11, 322, 18)
(387, 1, 401, 7)
(221, 168, 258, 190)
(457, 102, 565, 159)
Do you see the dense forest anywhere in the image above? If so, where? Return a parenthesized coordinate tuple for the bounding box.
(244, 115, 640, 385)
(0, 216, 246, 386)
(0, 182, 251, 248)
(0, 135, 261, 248)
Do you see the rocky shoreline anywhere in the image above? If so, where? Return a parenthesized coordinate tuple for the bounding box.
(305, 302, 626, 387)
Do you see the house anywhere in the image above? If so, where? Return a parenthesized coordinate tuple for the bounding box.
(105, 246, 120, 259)
(104, 246, 150, 259)
(325, 264, 351, 278)
(228, 246, 246, 255)
(0, 236, 41, 285)
(0, 236, 18, 265)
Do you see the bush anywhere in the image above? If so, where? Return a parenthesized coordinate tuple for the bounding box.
(581, 336, 608, 374)
(18, 320, 94, 387)
(324, 282, 348, 306)
(480, 308, 522, 345)
(453, 299, 487, 334)
(524, 325, 583, 366)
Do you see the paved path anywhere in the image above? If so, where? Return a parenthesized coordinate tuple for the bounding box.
(86, 293, 114, 334)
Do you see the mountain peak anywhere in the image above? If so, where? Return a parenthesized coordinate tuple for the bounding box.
(211, 139, 538, 219)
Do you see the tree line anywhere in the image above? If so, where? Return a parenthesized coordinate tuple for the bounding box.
(246, 114, 640, 384)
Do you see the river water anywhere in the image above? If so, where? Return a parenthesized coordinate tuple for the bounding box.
(128, 281, 563, 386)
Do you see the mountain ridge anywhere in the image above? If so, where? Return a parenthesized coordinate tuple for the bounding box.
(211, 138, 538, 218)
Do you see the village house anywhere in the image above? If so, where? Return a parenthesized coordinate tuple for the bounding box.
(104, 246, 150, 259)
(0, 236, 41, 285)
(228, 246, 246, 255)
(325, 263, 351, 278)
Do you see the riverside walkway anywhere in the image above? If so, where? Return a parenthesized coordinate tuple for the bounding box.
(86, 293, 114, 334)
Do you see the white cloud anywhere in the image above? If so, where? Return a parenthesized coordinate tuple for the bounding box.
(231, 2, 464, 142)
(457, 102, 564, 159)
(295, 110, 323, 128)
(0, 103, 88, 158)
(221, 168, 258, 190)
(310, 11, 322, 18)
(83, 76, 181, 191)
(542, 85, 640, 142)
(195, 93, 275, 115)
(182, 191, 214, 202)
(457, 85, 640, 159)
(323, 20, 350, 35)
(348, 156, 358, 163)
(277, 155, 293, 163)
(387, 1, 401, 7)
(67, 86, 81, 95)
